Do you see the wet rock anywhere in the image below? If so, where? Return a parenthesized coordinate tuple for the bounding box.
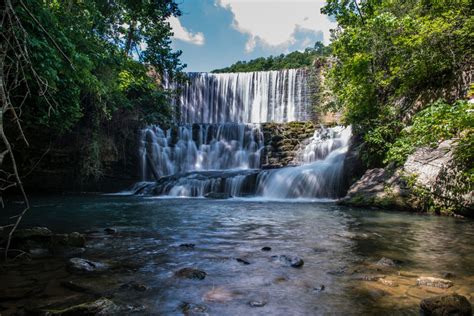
(249, 300, 266, 307)
(204, 192, 231, 199)
(13, 227, 52, 239)
(236, 258, 250, 265)
(67, 257, 109, 274)
(353, 274, 385, 282)
(379, 278, 398, 287)
(275, 255, 304, 268)
(179, 243, 195, 250)
(175, 268, 206, 280)
(104, 228, 117, 234)
(420, 294, 472, 316)
(314, 285, 325, 292)
(417, 277, 453, 289)
(36, 298, 121, 315)
(261, 246, 272, 251)
(376, 257, 398, 267)
(120, 281, 149, 292)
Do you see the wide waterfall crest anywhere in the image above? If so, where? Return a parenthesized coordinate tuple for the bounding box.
(179, 69, 310, 124)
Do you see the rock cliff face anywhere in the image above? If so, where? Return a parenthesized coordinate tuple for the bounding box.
(260, 121, 317, 168)
(341, 140, 473, 216)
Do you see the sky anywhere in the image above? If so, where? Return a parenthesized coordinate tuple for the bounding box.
(169, 0, 336, 72)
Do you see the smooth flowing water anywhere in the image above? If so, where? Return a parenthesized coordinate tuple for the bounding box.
(4, 196, 474, 315)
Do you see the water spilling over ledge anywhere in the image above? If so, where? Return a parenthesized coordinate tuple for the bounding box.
(177, 69, 311, 124)
(134, 68, 352, 199)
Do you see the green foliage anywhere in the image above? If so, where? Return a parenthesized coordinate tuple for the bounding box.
(13, 0, 184, 135)
(211, 42, 331, 73)
(323, 0, 473, 167)
(386, 100, 473, 166)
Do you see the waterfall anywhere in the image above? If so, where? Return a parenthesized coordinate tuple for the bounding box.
(179, 69, 310, 124)
(139, 123, 263, 181)
(256, 126, 352, 199)
(134, 68, 351, 199)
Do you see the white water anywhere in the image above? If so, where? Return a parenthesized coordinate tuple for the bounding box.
(135, 69, 352, 199)
(178, 69, 310, 124)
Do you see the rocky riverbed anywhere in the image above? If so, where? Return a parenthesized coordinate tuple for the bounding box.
(1, 196, 473, 315)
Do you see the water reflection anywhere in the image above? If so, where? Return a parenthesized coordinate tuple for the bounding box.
(2, 196, 473, 315)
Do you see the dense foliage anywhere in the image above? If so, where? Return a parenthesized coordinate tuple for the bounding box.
(211, 42, 330, 73)
(9, 0, 184, 134)
(322, 0, 473, 168)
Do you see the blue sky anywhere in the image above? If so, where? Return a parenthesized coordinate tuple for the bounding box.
(169, 0, 336, 72)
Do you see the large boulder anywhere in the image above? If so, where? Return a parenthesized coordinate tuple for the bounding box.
(340, 140, 473, 215)
(420, 294, 472, 316)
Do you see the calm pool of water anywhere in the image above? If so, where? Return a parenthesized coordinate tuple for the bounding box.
(2, 195, 474, 315)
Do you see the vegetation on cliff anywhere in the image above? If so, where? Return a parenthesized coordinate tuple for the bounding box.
(2, 0, 184, 184)
(322, 0, 473, 214)
(211, 42, 330, 73)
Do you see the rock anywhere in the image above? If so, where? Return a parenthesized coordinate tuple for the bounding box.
(175, 268, 206, 280)
(179, 243, 195, 250)
(104, 228, 117, 234)
(376, 257, 398, 267)
(120, 281, 149, 292)
(314, 285, 325, 292)
(420, 294, 472, 316)
(13, 227, 52, 239)
(203, 287, 238, 302)
(353, 274, 385, 281)
(60, 280, 95, 294)
(204, 192, 231, 199)
(261, 246, 272, 251)
(51, 232, 86, 249)
(66, 258, 109, 274)
(275, 255, 304, 268)
(379, 278, 398, 287)
(249, 300, 266, 307)
(417, 277, 453, 289)
(236, 258, 250, 265)
(37, 298, 121, 315)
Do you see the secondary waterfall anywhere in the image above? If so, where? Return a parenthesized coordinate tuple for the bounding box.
(179, 69, 310, 124)
(134, 68, 352, 199)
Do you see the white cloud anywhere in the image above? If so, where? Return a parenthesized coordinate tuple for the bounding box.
(217, 0, 335, 52)
(169, 16, 205, 46)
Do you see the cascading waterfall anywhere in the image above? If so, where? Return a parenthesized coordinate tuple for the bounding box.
(256, 126, 352, 199)
(134, 68, 352, 199)
(179, 69, 310, 124)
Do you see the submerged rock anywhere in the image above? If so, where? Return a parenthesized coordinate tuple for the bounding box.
(420, 294, 472, 316)
(67, 258, 109, 274)
(376, 257, 398, 267)
(175, 268, 206, 280)
(274, 255, 304, 268)
(120, 281, 149, 292)
(179, 302, 208, 314)
(314, 285, 325, 292)
(261, 246, 272, 251)
(179, 243, 195, 250)
(236, 258, 250, 265)
(417, 277, 453, 289)
(104, 228, 117, 234)
(249, 300, 266, 307)
(204, 192, 231, 199)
